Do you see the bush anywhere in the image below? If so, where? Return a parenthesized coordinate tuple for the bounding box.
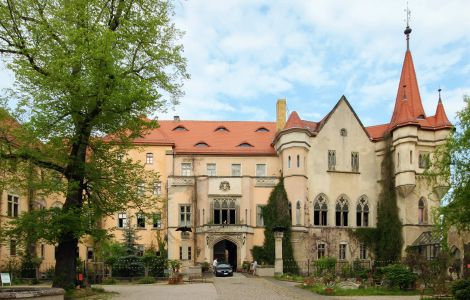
(113, 255, 145, 277)
(314, 257, 336, 277)
(382, 264, 416, 290)
(451, 279, 470, 300)
(102, 277, 117, 285)
(251, 246, 267, 264)
(138, 276, 156, 284)
(142, 253, 167, 277)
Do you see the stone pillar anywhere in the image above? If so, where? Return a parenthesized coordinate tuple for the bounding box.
(274, 231, 284, 275)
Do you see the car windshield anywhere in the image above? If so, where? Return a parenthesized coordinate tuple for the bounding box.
(217, 264, 231, 269)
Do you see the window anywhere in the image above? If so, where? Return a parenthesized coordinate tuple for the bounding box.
(195, 142, 209, 147)
(87, 247, 94, 260)
(418, 198, 427, 224)
(173, 126, 188, 131)
(410, 150, 413, 164)
(328, 150, 336, 171)
(360, 244, 367, 260)
(153, 213, 162, 229)
(351, 152, 359, 172)
(136, 213, 146, 228)
(40, 244, 45, 258)
(288, 202, 292, 223)
(188, 247, 192, 260)
(397, 152, 400, 168)
(10, 240, 17, 256)
(213, 199, 236, 225)
(146, 153, 153, 164)
(314, 195, 328, 226)
(180, 205, 191, 226)
(215, 126, 229, 132)
(207, 163, 216, 176)
(255, 127, 269, 132)
(153, 181, 162, 196)
(419, 152, 430, 169)
(136, 245, 144, 257)
(256, 164, 266, 176)
(356, 196, 369, 227)
(288, 156, 291, 168)
(238, 142, 253, 147)
(340, 128, 347, 136)
(137, 182, 145, 196)
(296, 201, 301, 225)
(256, 205, 264, 226)
(318, 243, 326, 259)
(118, 213, 127, 228)
(335, 196, 349, 227)
(231, 164, 241, 176)
(181, 163, 192, 176)
(339, 243, 347, 260)
(297, 155, 300, 168)
(117, 153, 124, 161)
(7, 195, 19, 217)
(179, 246, 183, 260)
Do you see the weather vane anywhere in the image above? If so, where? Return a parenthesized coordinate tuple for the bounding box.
(404, 2, 411, 27)
(404, 2, 412, 50)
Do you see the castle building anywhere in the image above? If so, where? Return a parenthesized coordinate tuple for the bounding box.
(0, 25, 454, 273)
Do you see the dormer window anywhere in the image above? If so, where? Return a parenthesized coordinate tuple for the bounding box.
(173, 126, 188, 131)
(195, 142, 209, 147)
(238, 142, 253, 148)
(255, 127, 270, 132)
(215, 126, 229, 132)
(417, 115, 425, 120)
(340, 128, 347, 136)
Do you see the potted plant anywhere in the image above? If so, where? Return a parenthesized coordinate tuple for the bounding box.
(168, 260, 182, 284)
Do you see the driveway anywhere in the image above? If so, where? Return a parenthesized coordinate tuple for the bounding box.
(99, 273, 421, 300)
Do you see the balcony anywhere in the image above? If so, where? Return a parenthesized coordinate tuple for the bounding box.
(196, 224, 254, 234)
(168, 176, 195, 186)
(255, 177, 278, 187)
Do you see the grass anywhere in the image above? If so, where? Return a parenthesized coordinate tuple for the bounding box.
(302, 284, 432, 296)
(64, 287, 117, 300)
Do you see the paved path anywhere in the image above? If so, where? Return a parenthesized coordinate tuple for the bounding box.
(99, 273, 421, 300)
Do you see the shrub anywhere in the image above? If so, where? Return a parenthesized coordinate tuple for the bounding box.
(382, 264, 416, 290)
(113, 255, 145, 277)
(102, 277, 117, 285)
(451, 279, 470, 300)
(138, 276, 156, 284)
(142, 253, 167, 277)
(314, 257, 336, 277)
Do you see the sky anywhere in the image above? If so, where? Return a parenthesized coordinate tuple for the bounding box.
(1, 0, 469, 127)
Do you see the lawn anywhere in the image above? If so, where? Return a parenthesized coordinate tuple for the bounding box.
(302, 284, 431, 296)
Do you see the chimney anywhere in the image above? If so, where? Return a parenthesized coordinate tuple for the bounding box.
(276, 99, 286, 131)
(173, 116, 180, 121)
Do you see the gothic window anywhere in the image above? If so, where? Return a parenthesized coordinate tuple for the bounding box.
(297, 155, 300, 168)
(288, 156, 291, 168)
(328, 150, 336, 171)
(359, 243, 367, 260)
(418, 197, 427, 224)
(351, 152, 359, 172)
(339, 243, 347, 260)
(410, 150, 413, 164)
(256, 205, 265, 226)
(296, 201, 301, 225)
(213, 199, 236, 225)
(314, 195, 328, 226)
(335, 196, 349, 227)
(288, 202, 292, 223)
(419, 152, 430, 169)
(356, 196, 369, 227)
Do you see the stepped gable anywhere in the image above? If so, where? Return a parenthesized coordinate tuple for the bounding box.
(133, 120, 277, 155)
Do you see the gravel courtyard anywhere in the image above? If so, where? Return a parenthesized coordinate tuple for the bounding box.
(100, 273, 421, 300)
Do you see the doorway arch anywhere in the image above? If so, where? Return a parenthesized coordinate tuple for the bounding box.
(213, 239, 238, 270)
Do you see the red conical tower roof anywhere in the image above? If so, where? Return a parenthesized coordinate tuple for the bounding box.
(284, 111, 303, 129)
(390, 50, 426, 129)
(434, 92, 452, 128)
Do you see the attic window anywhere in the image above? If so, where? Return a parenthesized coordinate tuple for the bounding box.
(255, 127, 270, 132)
(215, 126, 229, 132)
(340, 128, 347, 136)
(173, 126, 188, 131)
(195, 142, 209, 147)
(417, 115, 425, 120)
(238, 142, 253, 148)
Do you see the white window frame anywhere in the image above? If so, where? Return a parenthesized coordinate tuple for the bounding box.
(137, 182, 145, 196)
(7, 194, 19, 217)
(359, 243, 367, 260)
(153, 181, 162, 196)
(317, 243, 326, 259)
(146, 153, 154, 164)
(256, 164, 267, 177)
(339, 243, 347, 260)
(231, 164, 242, 176)
(118, 212, 127, 228)
(181, 163, 192, 176)
(179, 204, 192, 226)
(153, 213, 162, 229)
(207, 163, 217, 176)
(136, 213, 146, 228)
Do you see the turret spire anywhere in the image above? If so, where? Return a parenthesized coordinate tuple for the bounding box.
(404, 3, 412, 50)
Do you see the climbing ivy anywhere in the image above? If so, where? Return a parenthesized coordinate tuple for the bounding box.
(252, 177, 298, 273)
(351, 134, 403, 263)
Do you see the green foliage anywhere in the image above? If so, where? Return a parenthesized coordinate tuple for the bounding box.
(20, 256, 41, 278)
(254, 178, 298, 273)
(428, 96, 470, 231)
(138, 276, 156, 284)
(112, 255, 145, 278)
(142, 252, 167, 277)
(382, 264, 416, 290)
(314, 257, 336, 277)
(451, 279, 470, 300)
(101, 277, 117, 285)
(100, 240, 126, 266)
(122, 221, 140, 256)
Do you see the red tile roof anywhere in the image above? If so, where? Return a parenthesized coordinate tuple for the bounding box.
(134, 120, 277, 155)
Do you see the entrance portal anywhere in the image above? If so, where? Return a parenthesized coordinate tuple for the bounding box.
(213, 239, 237, 270)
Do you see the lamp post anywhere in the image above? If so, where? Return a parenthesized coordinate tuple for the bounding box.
(273, 226, 285, 275)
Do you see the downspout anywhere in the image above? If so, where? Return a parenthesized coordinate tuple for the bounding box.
(192, 155, 198, 265)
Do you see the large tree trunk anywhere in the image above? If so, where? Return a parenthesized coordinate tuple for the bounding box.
(53, 233, 79, 288)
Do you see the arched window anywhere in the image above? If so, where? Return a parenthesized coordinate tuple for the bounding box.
(288, 156, 291, 168)
(288, 202, 292, 223)
(418, 197, 427, 224)
(296, 201, 301, 225)
(213, 199, 236, 225)
(356, 196, 369, 227)
(314, 194, 328, 226)
(335, 196, 349, 227)
(296, 155, 300, 168)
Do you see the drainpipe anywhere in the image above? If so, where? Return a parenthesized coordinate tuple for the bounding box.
(192, 155, 198, 265)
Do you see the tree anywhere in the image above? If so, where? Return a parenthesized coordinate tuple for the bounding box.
(429, 96, 470, 231)
(252, 177, 298, 273)
(0, 0, 187, 289)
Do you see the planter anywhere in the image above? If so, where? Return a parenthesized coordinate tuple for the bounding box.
(0, 288, 65, 300)
(168, 274, 183, 284)
(256, 266, 275, 277)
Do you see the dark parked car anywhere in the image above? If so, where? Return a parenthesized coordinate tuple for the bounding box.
(214, 263, 233, 277)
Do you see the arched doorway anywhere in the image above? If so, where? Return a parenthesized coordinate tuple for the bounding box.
(213, 239, 237, 270)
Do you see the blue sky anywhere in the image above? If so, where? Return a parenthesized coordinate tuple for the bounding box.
(1, 0, 469, 127)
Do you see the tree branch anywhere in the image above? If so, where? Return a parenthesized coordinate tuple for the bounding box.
(0, 151, 65, 174)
